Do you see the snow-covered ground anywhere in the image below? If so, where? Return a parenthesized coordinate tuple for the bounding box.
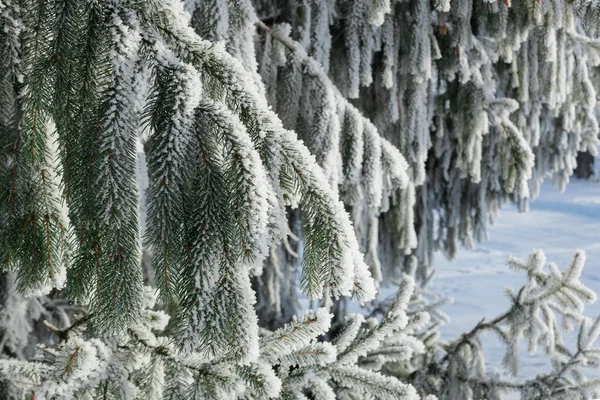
(428, 179, 600, 383)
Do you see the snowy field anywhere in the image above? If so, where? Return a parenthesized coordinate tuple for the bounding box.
(428, 179, 600, 385)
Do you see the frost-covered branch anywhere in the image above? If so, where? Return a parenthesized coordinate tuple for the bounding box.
(397, 250, 600, 400)
(0, 283, 428, 399)
(253, 19, 417, 288)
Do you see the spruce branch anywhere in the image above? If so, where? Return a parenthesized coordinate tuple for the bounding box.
(137, 0, 378, 301)
(254, 17, 417, 272)
(405, 251, 600, 399)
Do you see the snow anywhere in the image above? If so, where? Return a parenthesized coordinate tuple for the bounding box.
(428, 179, 600, 382)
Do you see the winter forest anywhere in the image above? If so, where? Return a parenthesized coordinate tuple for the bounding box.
(3, 0, 600, 398)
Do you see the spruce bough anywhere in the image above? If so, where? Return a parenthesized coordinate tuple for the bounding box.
(1, 0, 600, 399)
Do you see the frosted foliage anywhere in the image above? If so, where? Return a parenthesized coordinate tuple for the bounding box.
(134, 0, 378, 310)
(405, 251, 600, 400)
(0, 298, 427, 399)
(250, 0, 600, 280)
(0, 273, 43, 357)
(30, 121, 69, 295)
(0, 0, 385, 390)
(310, 1, 332, 72)
(253, 22, 416, 289)
(92, 5, 145, 327)
(2, 0, 600, 399)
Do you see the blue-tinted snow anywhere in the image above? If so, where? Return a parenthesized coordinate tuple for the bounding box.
(429, 179, 600, 386)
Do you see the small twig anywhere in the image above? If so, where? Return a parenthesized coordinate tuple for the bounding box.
(255, 21, 295, 51)
(42, 320, 61, 334)
(43, 313, 93, 342)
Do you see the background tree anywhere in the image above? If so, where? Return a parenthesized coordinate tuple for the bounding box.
(1, 0, 600, 399)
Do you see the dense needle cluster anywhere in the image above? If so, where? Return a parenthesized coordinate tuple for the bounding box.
(1, 0, 600, 399)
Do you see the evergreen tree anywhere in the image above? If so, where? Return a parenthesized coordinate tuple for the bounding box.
(0, 0, 600, 399)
